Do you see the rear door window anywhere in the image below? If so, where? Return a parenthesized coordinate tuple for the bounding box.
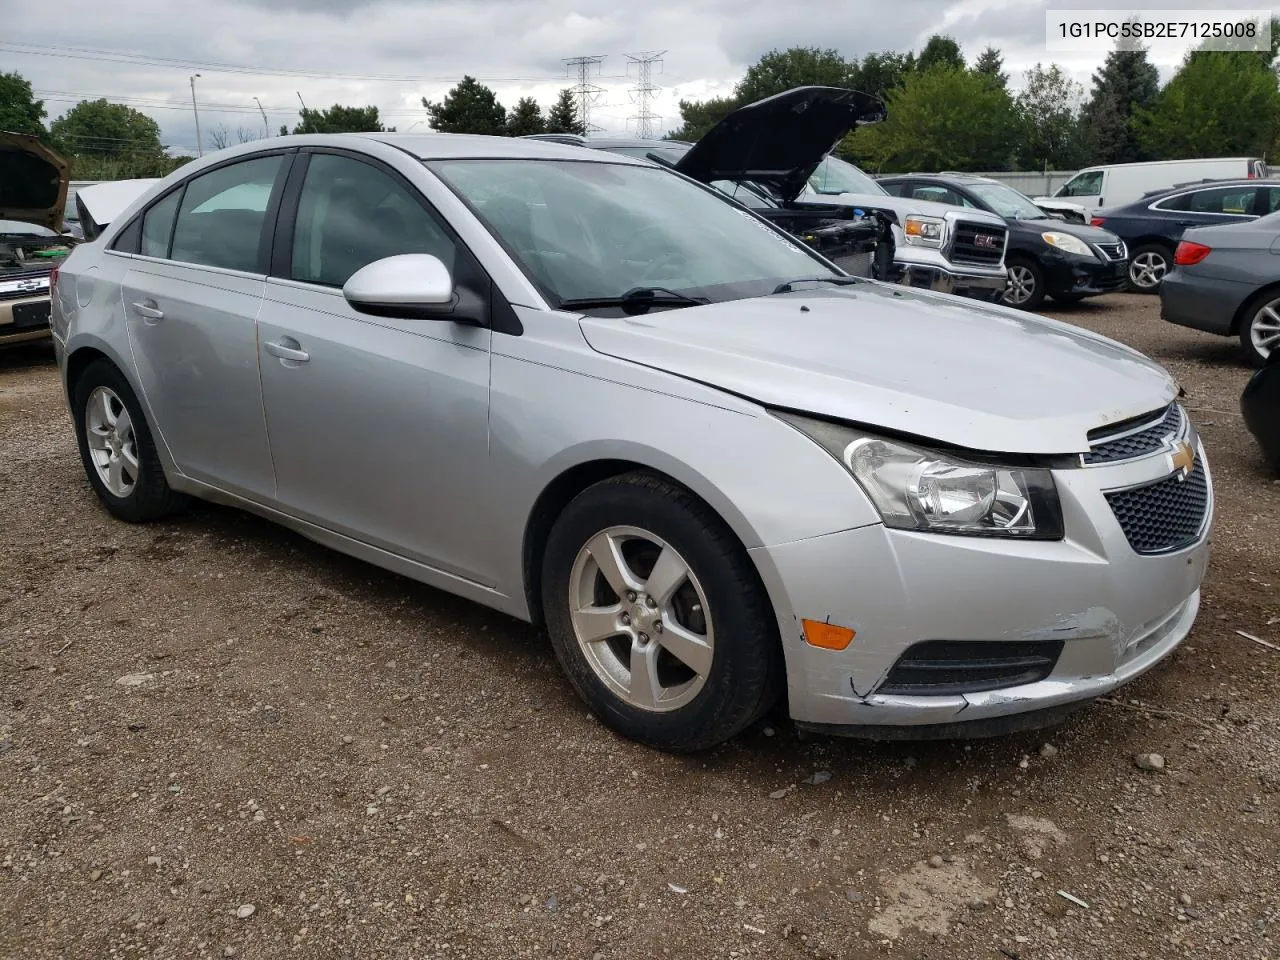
(1159, 186, 1260, 215)
(169, 156, 286, 272)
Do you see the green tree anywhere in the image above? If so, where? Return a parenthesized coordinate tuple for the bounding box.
(851, 66, 1016, 171)
(1080, 41, 1160, 163)
(545, 88, 585, 135)
(668, 95, 739, 141)
(972, 47, 1008, 90)
(733, 46, 857, 103)
(292, 104, 388, 134)
(50, 99, 164, 160)
(1136, 45, 1280, 159)
(849, 51, 914, 101)
(423, 76, 507, 135)
(505, 96, 545, 137)
(0, 71, 46, 137)
(917, 34, 965, 73)
(1014, 63, 1087, 170)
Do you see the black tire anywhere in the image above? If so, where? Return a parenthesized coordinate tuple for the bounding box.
(1238, 290, 1280, 369)
(1001, 258, 1046, 311)
(1127, 243, 1173, 294)
(540, 471, 783, 752)
(71, 358, 187, 523)
(1050, 292, 1086, 305)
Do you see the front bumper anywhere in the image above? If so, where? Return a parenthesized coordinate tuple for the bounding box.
(0, 294, 54, 346)
(896, 256, 1007, 298)
(750, 438, 1213, 733)
(1045, 254, 1129, 298)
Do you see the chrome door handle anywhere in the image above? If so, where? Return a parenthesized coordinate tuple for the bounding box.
(132, 300, 164, 321)
(265, 339, 310, 363)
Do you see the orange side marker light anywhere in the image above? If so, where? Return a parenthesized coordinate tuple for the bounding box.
(801, 619, 856, 651)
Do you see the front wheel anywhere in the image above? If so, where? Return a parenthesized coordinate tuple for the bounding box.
(1127, 244, 1172, 293)
(540, 473, 782, 752)
(1001, 259, 1045, 310)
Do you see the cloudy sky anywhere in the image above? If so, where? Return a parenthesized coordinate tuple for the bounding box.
(2, 0, 1269, 155)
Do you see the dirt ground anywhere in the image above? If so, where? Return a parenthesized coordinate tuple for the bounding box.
(1, 293, 1278, 960)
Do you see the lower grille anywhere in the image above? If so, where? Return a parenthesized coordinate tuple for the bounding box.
(1105, 460, 1209, 555)
(1094, 240, 1127, 261)
(877, 639, 1064, 695)
(949, 221, 1006, 266)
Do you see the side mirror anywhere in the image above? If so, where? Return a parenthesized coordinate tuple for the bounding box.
(342, 254, 456, 319)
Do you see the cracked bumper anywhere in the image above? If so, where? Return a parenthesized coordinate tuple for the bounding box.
(748, 454, 1212, 734)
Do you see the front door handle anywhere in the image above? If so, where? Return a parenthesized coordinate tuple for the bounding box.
(132, 300, 164, 322)
(264, 338, 310, 363)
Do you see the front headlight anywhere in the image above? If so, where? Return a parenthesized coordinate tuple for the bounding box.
(1042, 232, 1097, 259)
(903, 215, 946, 248)
(777, 413, 1064, 540)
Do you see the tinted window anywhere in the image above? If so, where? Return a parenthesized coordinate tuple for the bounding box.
(1058, 171, 1102, 197)
(290, 153, 457, 288)
(111, 217, 141, 254)
(169, 156, 284, 272)
(141, 189, 181, 258)
(1188, 186, 1258, 214)
(879, 181, 908, 197)
(431, 159, 832, 306)
(910, 185, 964, 206)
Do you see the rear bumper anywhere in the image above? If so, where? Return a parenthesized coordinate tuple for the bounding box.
(1159, 271, 1250, 336)
(0, 294, 54, 346)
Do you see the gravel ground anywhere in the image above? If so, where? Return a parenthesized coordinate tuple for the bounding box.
(2, 293, 1278, 960)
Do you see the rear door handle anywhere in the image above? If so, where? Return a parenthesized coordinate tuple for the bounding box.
(264, 338, 310, 363)
(131, 300, 164, 322)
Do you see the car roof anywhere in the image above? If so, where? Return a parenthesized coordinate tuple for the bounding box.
(881, 173, 996, 186)
(362, 132, 646, 163)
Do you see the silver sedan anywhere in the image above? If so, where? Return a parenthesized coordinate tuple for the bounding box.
(50, 134, 1213, 751)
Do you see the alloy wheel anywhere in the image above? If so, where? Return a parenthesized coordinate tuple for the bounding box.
(1250, 299, 1280, 360)
(567, 525, 714, 712)
(84, 386, 139, 497)
(1003, 264, 1037, 306)
(1129, 251, 1168, 289)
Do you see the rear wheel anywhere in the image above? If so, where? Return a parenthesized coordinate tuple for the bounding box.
(1240, 292, 1280, 368)
(1127, 244, 1172, 293)
(540, 472, 782, 752)
(1001, 258, 1045, 310)
(71, 359, 187, 522)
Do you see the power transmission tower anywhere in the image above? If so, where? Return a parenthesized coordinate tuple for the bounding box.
(563, 55, 606, 134)
(625, 51, 666, 138)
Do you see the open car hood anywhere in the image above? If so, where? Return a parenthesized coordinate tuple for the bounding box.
(0, 131, 70, 233)
(74, 178, 160, 240)
(673, 86, 886, 203)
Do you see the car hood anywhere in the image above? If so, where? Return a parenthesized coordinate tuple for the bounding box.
(674, 86, 886, 203)
(74, 178, 160, 239)
(577, 284, 1175, 455)
(1014, 219, 1122, 244)
(0, 131, 70, 233)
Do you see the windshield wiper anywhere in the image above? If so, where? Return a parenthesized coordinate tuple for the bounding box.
(771, 276, 864, 295)
(559, 286, 711, 315)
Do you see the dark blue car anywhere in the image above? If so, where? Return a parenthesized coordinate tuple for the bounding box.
(1090, 178, 1280, 292)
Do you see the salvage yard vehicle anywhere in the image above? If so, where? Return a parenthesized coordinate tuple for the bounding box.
(1160, 212, 1280, 367)
(52, 133, 1212, 751)
(1, 131, 77, 347)
(1241, 350, 1280, 470)
(879, 173, 1129, 310)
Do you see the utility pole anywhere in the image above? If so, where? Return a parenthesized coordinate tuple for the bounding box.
(625, 51, 666, 138)
(253, 96, 269, 137)
(189, 73, 203, 156)
(563, 55, 605, 135)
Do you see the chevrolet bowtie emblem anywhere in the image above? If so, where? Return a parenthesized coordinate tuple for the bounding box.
(1168, 439, 1195, 480)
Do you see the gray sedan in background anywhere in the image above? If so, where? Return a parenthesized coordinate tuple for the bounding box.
(1160, 212, 1280, 367)
(51, 133, 1211, 752)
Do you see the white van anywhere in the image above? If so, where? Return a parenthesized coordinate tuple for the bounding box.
(1035, 157, 1268, 212)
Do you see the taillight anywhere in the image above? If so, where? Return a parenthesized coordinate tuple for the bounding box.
(1174, 240, 1211, 266)
(48, 265, 59, 293)
(1090, 217, 1106, 227)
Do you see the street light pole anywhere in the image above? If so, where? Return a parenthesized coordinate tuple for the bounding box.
(253, 96, 269, 137)
(190, 73, 203, 156)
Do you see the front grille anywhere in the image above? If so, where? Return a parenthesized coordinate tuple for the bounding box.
(1084, 404, 1183, 465)
(1094, 240, 1127, 261)
(949, 221, 1007, 266)
(1105, 459, 1209, 555)
(877, 639, 1064, 695)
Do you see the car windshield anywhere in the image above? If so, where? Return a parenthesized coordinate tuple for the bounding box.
(430, 158, 836, 307)
(808, 156, 887, 197)
(967, 182, 1049, 220)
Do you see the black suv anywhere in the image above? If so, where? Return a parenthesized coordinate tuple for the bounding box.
(878, 173, 1129, 310)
